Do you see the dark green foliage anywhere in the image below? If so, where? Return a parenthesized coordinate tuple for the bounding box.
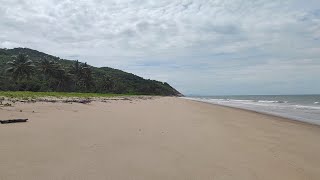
(6, 54, 35, 80)
(0, 48, 181, 96)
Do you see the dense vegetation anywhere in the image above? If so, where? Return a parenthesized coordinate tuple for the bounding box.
(0, 48, 181, 96)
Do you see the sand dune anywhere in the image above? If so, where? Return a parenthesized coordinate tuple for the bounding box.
(1, 97, 320, 180)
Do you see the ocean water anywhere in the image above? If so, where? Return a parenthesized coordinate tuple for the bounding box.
(184, 95, 320, 125)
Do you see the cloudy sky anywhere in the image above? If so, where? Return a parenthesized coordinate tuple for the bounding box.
(1, 0, 320, 95)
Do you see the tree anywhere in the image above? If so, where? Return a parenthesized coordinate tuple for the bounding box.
(70, 60, 80, 76)
(70, 60, 81, 90)
(101, 75, 115, 92)
(6, 54, 35, 81)
(78, 62, 94, 90)
(53, 66, 72, 91)
(70, 61, 94, 91)
(38, 58, 59, 80)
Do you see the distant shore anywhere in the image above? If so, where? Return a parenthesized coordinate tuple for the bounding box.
(1, 97, 320, 179)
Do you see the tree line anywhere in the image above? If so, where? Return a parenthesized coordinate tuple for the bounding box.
(4, 54, 109, 92)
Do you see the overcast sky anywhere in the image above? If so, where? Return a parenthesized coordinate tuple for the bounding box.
(1, 0, 320, 95)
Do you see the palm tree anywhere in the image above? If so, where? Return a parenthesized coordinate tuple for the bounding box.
(70, 60, 81, 89)
(70, 61, 94, 91)
(38, 58, 59, 80)
(6, 54, 35, 80)
(79, 62, 94, 90)
(54, 66, 71, 90)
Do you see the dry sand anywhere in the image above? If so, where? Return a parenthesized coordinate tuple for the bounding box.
(0, 97, 320, 180)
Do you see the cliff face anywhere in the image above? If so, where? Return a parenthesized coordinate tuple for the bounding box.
(0, 48, 182, 96)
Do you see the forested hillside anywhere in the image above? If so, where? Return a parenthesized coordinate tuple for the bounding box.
(0, 48, 181, 96)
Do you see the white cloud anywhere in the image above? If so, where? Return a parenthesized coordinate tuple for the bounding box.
(0, 41, 22, 48)
(0, 0, 319, 95)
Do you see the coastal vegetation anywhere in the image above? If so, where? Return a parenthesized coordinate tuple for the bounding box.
(0, 91, 133, 99)
(0, 48, 181, 96)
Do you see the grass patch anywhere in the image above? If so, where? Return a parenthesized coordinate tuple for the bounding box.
(0, 91, 136, 99)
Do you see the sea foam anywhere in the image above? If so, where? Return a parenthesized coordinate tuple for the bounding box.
(183, 95, 320, 125)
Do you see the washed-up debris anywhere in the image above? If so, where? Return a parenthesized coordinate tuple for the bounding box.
(0, 119, 28, 124)
(62, 99, 92, 104)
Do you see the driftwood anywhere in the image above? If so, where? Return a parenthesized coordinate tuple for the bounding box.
(0, 119, 28, 124)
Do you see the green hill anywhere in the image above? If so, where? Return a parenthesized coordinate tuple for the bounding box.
(0, 48, 182, 96)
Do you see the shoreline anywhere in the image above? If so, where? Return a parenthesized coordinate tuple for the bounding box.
(182, 97, 320, 127)
(0, 95, 156, 105)
(2, 95, 319, 127)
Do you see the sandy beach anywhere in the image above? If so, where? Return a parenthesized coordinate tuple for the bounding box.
(1, 97, 320, 180)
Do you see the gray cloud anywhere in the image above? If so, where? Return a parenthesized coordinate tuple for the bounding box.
(0, 0, 319, 95)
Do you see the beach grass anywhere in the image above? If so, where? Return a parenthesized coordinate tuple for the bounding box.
(0, 91, 135, 99)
